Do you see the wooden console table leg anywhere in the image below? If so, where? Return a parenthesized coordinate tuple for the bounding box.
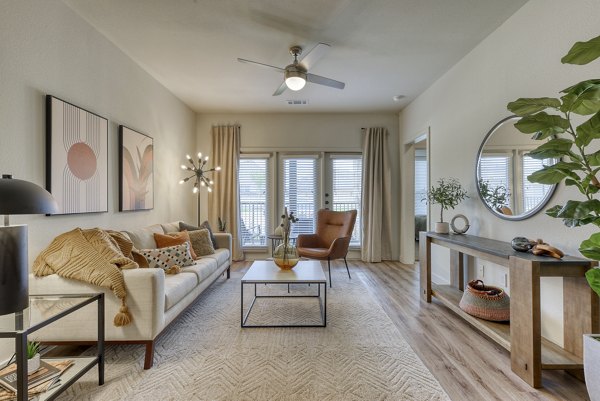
(510, 257, 542, 388)
(563, 272, 599, 380)
(419, 232, 432, 302)
(450, 250, 465, 291)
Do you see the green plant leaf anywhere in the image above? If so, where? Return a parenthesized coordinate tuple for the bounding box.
(555, 199, 600, 219)
(561, 80, 600, 115)
(586, 268, 600, 297)
(514, 112, 569, 137)
(527, 163, 578, 184)
(545, 205, 563, 218)
(526, 138, 573, 159)
(575, 111, 600, 147)
(507, 98, 561, 116)
(561, 35, 600, 65)
(587, 150, 600, 166)
(579, 233, 600, 260)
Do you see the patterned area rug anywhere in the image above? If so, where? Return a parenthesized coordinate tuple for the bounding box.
(58, 266, 449, 401)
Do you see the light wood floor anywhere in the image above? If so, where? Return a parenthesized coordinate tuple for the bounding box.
(284, 259, 587, 401)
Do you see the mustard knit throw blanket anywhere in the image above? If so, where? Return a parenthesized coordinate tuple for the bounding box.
(33, 228, 138, 326)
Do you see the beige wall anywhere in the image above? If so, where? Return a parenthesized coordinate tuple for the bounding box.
(196, 113, 400, 260)
(399, 0, 599, 346)
(0, 1, 196, 361)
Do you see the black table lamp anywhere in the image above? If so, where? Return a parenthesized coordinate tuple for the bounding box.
(0, 174, 57, 315)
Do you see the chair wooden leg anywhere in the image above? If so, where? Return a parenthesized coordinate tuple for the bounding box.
(328, 258, 332, 288)
(344, 257, 351, 279)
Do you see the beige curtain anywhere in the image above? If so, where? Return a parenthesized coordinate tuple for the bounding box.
(209, 125, 244, 261)
(361, 127, 393, 262)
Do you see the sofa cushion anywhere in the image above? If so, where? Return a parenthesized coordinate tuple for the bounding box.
(187, 229, 215, 257)
(138, 243, 194, 270)
(161, 221, 181, 235)
(123, 224, 164, 249)
(155, 231, 198, 260)
(181, 257, 218, 283)
(180, 221, 218, 249)
(200, 248, 229, 267)
(164, 272, 197, 310)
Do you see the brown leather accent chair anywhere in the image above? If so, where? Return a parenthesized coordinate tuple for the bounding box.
(297, 209, 357, 287)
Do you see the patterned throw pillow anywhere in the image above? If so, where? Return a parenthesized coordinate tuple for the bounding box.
(154, 231, 198, 259)
(138, 243, 193, 271)
(187, 229, 215, 256)
(179, 221, 218, 249)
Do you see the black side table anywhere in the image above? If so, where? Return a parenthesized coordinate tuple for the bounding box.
(0, 293, 104, 401)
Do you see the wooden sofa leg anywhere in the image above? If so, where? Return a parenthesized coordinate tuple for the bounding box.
(227, 267, 231, 279)
(144, 341, 155, 369)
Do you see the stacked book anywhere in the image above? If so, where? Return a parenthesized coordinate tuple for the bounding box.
(0, 360, 73, 401)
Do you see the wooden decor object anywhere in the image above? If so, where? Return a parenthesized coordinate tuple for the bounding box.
(419, 231, 599, 388)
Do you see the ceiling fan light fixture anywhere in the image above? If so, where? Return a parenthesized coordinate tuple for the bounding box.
(284, 68, 307, 91)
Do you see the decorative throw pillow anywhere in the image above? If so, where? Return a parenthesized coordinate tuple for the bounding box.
(187, 229, 215, 257)
(138, 243, 193, 271)
(180, 221, 218, 249)
(154, 231, 198, 260)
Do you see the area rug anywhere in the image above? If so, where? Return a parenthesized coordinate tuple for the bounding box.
(58, 266, 449, 401)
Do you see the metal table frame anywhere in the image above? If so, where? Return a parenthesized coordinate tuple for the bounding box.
(0, 293, 104, 401)
(241, 281, 326, 328)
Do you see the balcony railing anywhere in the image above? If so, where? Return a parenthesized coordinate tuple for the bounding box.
(240, 201, 266, 246)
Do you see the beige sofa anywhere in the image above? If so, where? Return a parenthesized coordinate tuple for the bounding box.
(29, 221, 231, 369)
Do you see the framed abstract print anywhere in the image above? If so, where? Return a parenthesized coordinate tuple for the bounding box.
(46, 95, 108, 215)
(119, 125, 154, 211)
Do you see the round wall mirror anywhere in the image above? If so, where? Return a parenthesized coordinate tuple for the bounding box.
(475, 116, 558, 220)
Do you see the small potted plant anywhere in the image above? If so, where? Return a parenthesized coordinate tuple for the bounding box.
(423, 178, 468, 234)
(27, 340, 41, 374)
(217, 217, 227, 233)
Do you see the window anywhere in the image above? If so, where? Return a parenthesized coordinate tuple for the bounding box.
(522, 155, 551, 213)
(238, 158, 268, 247)
(331, 156, 362, 246)
(479, 154, 513, 208)
(282, 156, 317, 237)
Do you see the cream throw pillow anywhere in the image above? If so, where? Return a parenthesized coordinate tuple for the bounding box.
(188, 229, 215, 256)
(138, 243, 193, 271)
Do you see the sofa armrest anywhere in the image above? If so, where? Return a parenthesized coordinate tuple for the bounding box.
(29, 268, 166, 341)
(214, 233, 232, 266)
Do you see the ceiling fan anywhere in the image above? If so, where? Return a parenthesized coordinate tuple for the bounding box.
(237, 43, 345, 96)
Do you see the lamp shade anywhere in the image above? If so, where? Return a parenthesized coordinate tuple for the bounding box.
(0, 174, 58, 215)
(0, 174, 57, 315)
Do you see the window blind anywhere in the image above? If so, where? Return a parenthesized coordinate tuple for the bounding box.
(239, 158, 268, 247)
(332, 157, 362, 246)
(522, 155, 550, 212)
(479, 154, 512, 207)
(282, 157, 317, 236)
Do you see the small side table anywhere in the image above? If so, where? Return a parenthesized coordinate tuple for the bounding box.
(0, 293, 104, 401)
(267, 234, 297, 256)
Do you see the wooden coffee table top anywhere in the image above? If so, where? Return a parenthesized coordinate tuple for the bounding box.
(242, 260, 326, 283)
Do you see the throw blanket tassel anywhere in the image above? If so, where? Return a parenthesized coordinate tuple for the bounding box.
(114, 298, 133, 327)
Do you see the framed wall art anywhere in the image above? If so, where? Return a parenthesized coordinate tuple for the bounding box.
(46, 95, 108, 215)
(119, 125, 154, 211)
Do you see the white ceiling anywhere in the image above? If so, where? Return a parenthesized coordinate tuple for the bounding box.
(64, 0, 528, 113)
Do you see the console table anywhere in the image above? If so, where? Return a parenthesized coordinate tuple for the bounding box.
(419, 232, 599, 388)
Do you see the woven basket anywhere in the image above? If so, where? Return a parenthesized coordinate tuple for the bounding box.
(459, 280, 510, 322)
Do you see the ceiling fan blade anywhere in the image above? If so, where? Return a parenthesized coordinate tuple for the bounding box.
(306, 73, 345, 90)
(299, 43, 331, 70)
(272, 81, 287, 96)
(237, 58, 285, 73)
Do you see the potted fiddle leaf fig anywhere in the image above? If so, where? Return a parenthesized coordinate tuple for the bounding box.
(506, 33, 600, 401)
(423, 178, 468, 234)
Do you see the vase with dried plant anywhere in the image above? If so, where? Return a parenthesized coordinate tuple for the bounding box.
(273, 207, 300, 269)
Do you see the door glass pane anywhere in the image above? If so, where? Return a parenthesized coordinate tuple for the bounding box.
(283, 157, 317, 236)
(332, 157, 362, 246)
(239, 158, 268, 246)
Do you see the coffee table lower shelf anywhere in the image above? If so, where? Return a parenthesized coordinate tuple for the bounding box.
(431, 284, 582, 370)
(241, 282, 327, 328)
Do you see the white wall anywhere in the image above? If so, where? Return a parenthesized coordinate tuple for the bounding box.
(0, 1, 196, 361)
(399, 0, 599, 346)
(196, 112, 400, 260)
